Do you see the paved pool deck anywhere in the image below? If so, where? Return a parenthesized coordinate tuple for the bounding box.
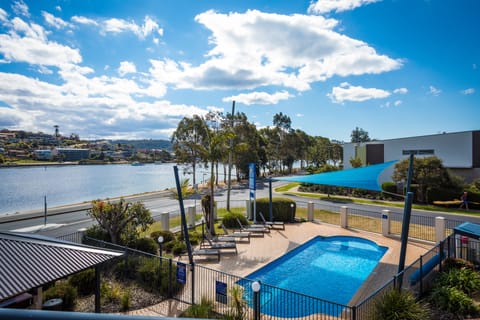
(126, 221, 433, 317)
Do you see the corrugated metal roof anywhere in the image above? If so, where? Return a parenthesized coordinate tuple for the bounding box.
(0, 231, 123, 301)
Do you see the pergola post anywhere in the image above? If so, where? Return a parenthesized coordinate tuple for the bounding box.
(95, 265, 100, 313)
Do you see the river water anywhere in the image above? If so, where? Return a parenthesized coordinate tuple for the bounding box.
(0, 163, 223, 215)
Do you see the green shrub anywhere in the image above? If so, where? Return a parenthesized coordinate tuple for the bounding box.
(136, 257, 183, 296)
(381, 181, 397, 194)
(254, 197, 296, 222)
(426, 187, 463, 203)
(133, 237, 158, 254)
(68, 268, 95, 296)
(121, 289, 131, 311)
(172, 241, 187, 255)
(100, 281, 123, 303)
(150, 230, 175, 243)
(443, 257, 474, 272)
(372, 289, 429, 320)
(430, 286, 478, 316)
(44, 281, 78, 311)
(436, 267, 480, 295)
(222, 212, 248, 229)
(83, 224, 110, 242)
(112, 255, 142, 280)
(187, 231, 201, 246)
(181, 297, 217, 318)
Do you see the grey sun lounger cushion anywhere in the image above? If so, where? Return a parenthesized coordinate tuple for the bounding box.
(191, 248, 220, 262)
(201, 238, 238, 254)
(259, 212, 285, 230)
(235, 218, 268, 235)
(219, 224, 251, 243)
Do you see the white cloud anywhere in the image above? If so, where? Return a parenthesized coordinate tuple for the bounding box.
(0, 8, 8, 23)
(12, 0, 30, 17)
(328, 82, 390, 103)
(101, 16, 162, 40)
(308, 0, 381, 14)
(42, 11, 71, 29)
(0, 17, 81, 67)
(461, 88, 475, 95)
(296, 113, 304, 117)
(55, 6, 62, 12)
(393, 87, 408, 94)
(223, 91, 293, 105)
(174, 9, 402, 92)
(71, 15, 98, 26)
(428, 85, 441, 96)
(118, 61, 137, 76)
(394, 100, 402, 106)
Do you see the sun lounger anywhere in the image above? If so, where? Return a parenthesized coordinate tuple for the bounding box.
(259, 212, 285, 230)
(235, 218, 268, 236)
(220, 223, 251, 243)
(204, 226, 237, 244)
(190, 248, 221, 262)
(201, 238, 237, 254)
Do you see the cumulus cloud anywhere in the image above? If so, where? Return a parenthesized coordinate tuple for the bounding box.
(393, 87, 408, 94)
(328, 82, 390, 103)
(308, 0, 381, 14)
(0, 8, 8, 23)
(175, 9, 402, 92)
(12, 0, 29, 17)
(118, 61, 137, 76)
(461, 88, 475, 95)
(71, 15, 98, 26)
(394, 100, 402, 106)
(429, 85, 441, 96)
(42, 11, 71, 29)
(0, 17, 82, 67)
(101, 16, 163, 40)
(223, 91, 293, 105)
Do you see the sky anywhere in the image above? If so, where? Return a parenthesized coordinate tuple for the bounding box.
(0, 0, 478, 142)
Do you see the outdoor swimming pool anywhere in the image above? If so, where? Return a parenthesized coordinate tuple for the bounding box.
(241, 235, 387, 317)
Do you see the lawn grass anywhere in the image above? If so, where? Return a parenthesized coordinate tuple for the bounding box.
(276, 184, 479, 216)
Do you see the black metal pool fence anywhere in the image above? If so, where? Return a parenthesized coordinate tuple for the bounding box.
(55, 202, 475, 319)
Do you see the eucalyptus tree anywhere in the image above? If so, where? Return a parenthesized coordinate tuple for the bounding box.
(197, 115, 233, 235)
(350, 127, 371, 143)
(171, 115, 208, 185)
(230, 112, 262, 179)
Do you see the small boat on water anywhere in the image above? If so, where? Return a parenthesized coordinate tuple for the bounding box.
(130, 161, 144, 166)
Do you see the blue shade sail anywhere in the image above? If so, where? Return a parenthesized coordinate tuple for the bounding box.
(274, 160, 398, 192)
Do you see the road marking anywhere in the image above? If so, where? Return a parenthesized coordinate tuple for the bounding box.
(12, 223, 66, 233)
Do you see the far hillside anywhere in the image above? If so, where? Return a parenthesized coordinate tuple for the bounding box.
(111, 139, 172, 151)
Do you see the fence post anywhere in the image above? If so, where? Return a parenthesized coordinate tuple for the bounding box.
(187, 206, 196, 228)
(191, 263, 195, 305)
(381, 210, 390, 236)
(340, 206, 348, 228)
(307, 201, 314, 222)
(435, 216, 446, 243)
(246, 200, 252, 220)
(160, 212, 170, 231)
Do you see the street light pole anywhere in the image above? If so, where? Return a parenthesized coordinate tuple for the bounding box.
(226, 100, 235, 211)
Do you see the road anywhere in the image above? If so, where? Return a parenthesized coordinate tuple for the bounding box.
(0, 180, 478, 238)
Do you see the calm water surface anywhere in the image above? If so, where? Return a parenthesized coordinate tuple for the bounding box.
(0, 163, 209, 215)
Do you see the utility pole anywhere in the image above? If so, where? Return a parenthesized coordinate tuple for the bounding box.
(226, 101, 235, 211)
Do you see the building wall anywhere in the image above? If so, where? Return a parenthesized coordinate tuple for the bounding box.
(344, 131, 476, 169)
(382, 131, 474, 168)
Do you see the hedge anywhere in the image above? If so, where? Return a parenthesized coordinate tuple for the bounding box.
(252, 197, 296, 222)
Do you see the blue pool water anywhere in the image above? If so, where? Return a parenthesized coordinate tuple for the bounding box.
(241, 236, 387, 318)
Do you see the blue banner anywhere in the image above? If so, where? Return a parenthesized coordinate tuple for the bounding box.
(249, 163, 256, 191)
(176, 262, 187, 284)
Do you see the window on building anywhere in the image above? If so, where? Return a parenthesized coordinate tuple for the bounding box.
(402, 149, 434, 155)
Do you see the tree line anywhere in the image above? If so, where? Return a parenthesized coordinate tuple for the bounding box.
(171, 109, 344, 187)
